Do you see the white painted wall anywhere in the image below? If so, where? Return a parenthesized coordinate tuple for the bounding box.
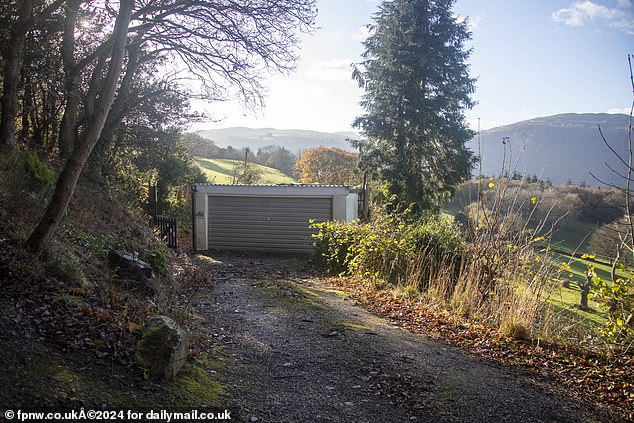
(193, 188, 208, 251)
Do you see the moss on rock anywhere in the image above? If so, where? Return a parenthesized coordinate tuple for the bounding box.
(136, 315, 189, 380)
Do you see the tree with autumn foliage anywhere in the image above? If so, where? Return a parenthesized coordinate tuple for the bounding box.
(295, 146, 358, 185)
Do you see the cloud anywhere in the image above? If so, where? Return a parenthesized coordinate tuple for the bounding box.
(306, 59, 353, 81)
(551, 1, 634, 35)
(468, 13, 485, 31)
(352, 25, 373, 41)
(607, 106, 632, 114)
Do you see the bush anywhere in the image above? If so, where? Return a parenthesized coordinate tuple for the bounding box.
(314, 177, 559, 343)
(23, 150, 54, 190)
(310, 219, 366, 274)
(45, 254, 84, 284)
(499, 320, 530, 340)
(140, 243, 169, 275)
(590, 263, 634, 345)
(79, 232, 124, 255)
(311, 210, 466, 287)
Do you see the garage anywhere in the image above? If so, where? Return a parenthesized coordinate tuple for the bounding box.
(192, 184, 359, 253)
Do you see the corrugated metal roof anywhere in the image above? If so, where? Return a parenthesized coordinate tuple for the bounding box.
(192, 183, 359, 195)
(193, 183, 356, 188)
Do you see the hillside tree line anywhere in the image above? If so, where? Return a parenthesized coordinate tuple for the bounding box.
(182, 133, 298, 178)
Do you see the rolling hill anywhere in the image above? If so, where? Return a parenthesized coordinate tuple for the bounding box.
(194, 113, 631, 188)
(469, 113, 631, 186)
(195, 127, 358, 153)
(195, 157, 296, 184)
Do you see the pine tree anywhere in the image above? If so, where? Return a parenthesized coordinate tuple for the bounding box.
(352, 0, 476, 210)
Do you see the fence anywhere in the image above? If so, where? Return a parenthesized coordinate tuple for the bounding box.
(154, 215, 178, 249)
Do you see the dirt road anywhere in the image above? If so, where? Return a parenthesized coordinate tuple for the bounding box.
(193, 254, 612, 423)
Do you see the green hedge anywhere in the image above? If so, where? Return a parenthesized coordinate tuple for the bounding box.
(311, 211, 465, 287)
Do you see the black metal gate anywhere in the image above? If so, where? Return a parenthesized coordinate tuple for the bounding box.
(154, 215, 177, 249)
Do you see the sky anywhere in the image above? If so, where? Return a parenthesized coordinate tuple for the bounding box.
(190, 0, 634, 133)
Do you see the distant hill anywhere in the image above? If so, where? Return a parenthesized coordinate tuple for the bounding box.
(195, 114, 631, 187)
(195, 127, 358, 153)
(195, 157, 296, 184)
(469, 113, 631, 186)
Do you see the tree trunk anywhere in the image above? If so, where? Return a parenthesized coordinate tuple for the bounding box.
(0, 0, 65, 149)
(579, 274, 592, 310)
(58, 76, 81, 156)
(58, 0, 81, 156)
(26, 0, 134, 251)
(0, 0, 33, 149)
(20, 72, 32, 145)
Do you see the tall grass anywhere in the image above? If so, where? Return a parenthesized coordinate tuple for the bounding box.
(313, 178, 574, 343)
(394, 221, 556, 341)
(454, 177, 558, 338)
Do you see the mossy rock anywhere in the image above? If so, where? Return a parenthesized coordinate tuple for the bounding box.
(136, 315, 189, 380)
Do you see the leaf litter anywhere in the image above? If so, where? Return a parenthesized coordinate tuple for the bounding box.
(324, 274, 633, 420)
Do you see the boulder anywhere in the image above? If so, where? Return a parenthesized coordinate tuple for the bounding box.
(135, 315, 189, 380)
(108, 250, 154, 282)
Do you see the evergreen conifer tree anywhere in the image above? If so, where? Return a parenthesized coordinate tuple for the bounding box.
(352, 0, 476, 209)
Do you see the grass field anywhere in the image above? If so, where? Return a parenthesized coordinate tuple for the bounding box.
(550, 220, 596, 253)
(195, 157, 296, 184)
(548, 272, 606, 326)
(545, 220, 631, 326)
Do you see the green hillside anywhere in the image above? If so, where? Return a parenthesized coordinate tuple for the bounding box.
(195, 157, 296, 184)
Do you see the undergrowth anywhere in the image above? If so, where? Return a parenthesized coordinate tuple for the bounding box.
(312, 208, 464, 285)
(0, 149, 212, 363)
(312, 178, 626, 352)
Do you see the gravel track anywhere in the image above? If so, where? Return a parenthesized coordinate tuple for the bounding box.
(193, 254, 612, 423)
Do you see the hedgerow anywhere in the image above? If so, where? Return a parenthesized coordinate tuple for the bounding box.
(311, 209, 465, 287)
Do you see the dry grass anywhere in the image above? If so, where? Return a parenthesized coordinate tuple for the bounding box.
(395, 177, 587, 344)
(401, 242, 556, 341)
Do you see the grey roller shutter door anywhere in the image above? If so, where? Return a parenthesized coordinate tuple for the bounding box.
(207, 196, 332, 252)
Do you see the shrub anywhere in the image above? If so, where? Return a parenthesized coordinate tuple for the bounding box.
(315, 176, 560, 342)
(499, 320, 531, 340)
(310, 219, 366, 274)
(140, 243, 169, 275)
(45, 254, 84, 284)
(22, 150, 54, 190)
(314, 175, 565, 343)
(311, 210, 466, 287)
(590, 263, 634, 345)
(79, 232, 124, 255)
